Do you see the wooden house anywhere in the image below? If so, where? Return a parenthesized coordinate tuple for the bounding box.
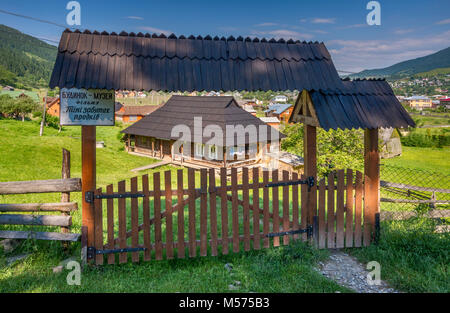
(115, 104, 162, 123)
(265, 103, 293, 123)
(122, 96, 285, 168)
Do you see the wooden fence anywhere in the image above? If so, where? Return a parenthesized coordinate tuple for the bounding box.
(89, 167, 372, 265)
(0, 149, 81, 242)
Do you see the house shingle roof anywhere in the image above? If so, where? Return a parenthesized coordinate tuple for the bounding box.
(49, 29, 343, 92)
(122, 95, 285, 146)
(292, 79, 416, 130)
(116, 105, 161, 116)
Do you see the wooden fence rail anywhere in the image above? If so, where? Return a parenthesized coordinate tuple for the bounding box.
(0, 148, 81, 242)
(90, 167, 370, 265)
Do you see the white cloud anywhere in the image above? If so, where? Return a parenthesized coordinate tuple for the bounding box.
(126, 16, 144, 20)
(251, 29, 313, 40)
(327, 30, 450, 72)
(394, 29, 414, 35)
(311, 18, 336, 24)
(436, 18, 450, 25)
(138, 26, 172, 35)
(338, 23, 367, 29)
(254, 22, 278, 27)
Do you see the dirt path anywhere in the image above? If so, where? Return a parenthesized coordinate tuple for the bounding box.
(317, 250, 399, 293)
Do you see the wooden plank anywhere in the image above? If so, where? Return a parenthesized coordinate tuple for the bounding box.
(200, 169, 208, 256)
(82, 126, 96, 248)
(292, 172, 299, 240)
(327, 172, 335, 248)
(165, 170, 174, 259)
(142, 174, 151, 261)
(177, 170, 185, 258)
(336, 170, 345, 248)
(0, 202, 77, 212)
(61, 148, 71, 235)
(106, 184, 115, 264)
(282, 170, 290, 245)
(252, 167, 260, 250)
(209, 168, 218, 256)
(188, 168, 196, 257)
(304, 124, 317, 225)
(0, 214, 71, 227)
(380, 209, 450, 220)
(345, 169, 354, 248)
(154, 172, 163, 260)
(0, 230, 80, 241)
(117, 180, 127, 264)
(272, 170, 280, 247)
(94, 188, 103, 265)
(318, 178, 326, 249)
(242, 167, 250, 251)
(130, 177, 139, 262)
(262, 171, 270, 247)
(220, 167, 229, 255)
(380, 181, 450, 194)
(0, 178, 82, 195)
(354, 171, 363, 247)
(380, 198, 450, 204)
(364, 128, 379, 246)
(231, 167, 240, 253)
(300, 174, 308, 241)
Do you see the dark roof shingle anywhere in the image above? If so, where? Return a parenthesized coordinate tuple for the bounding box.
(50, 29, 343, 92)
(291, 79, 416, 130)
(122, 95, 285, 145)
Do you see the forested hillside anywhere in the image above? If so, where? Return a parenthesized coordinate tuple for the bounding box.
(0, 24, 57, 88)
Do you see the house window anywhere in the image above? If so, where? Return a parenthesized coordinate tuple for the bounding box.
(207, 145, 218, 160)
(195, 143, 204, 158)
(129, 115, 137, 121)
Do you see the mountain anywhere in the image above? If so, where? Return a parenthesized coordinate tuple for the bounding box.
(349, 47, 450, 79)
(0, 24, 57, 89)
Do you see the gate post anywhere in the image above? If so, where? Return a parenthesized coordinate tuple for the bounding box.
(81, 126, 96, 247)
(364, 128, 380, 246)
(304, 124, 317, 226)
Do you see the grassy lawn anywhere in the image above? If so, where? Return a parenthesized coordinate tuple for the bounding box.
(348, 218, 449, 293)
(382, 146, 450, 175)
(0, 119, 448, 293)
(0, 119, 349, 293)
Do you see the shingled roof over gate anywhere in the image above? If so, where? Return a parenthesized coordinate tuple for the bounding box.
(49, 29, 344, 92)
(290, 79, 416, 130)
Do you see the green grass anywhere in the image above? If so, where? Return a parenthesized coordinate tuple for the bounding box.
(0, 119, 348, 293)
(382, 146, 450, 175)
(348, 218, 449, 293)
(0, 239, 350, 293)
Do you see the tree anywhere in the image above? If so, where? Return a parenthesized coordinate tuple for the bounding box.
(0, 94, 38, 120)
(282, 123, 365, 177)
(15, 96, 38, 121)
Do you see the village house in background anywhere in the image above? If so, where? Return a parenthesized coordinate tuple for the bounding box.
(44, 97, 124, 118)
(115, 104, 162, 123)
(0, 89, 39, 102)
(122, 95, 304, 172)
(404, 95, 433, 109)
(265, 103, 293, 123)
(259, 116, 281, 130)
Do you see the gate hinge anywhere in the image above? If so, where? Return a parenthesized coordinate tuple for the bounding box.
(266, 225, 313, 238)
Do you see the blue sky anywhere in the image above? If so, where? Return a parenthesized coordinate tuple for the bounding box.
(0, 0, 449, 72)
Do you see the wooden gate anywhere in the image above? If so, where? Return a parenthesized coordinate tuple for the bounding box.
(86, 167, 373, 265)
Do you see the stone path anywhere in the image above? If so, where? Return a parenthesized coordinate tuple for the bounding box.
(317, 250, 399, 293)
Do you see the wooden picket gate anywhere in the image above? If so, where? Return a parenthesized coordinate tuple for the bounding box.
(87, 167, 373, 265)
